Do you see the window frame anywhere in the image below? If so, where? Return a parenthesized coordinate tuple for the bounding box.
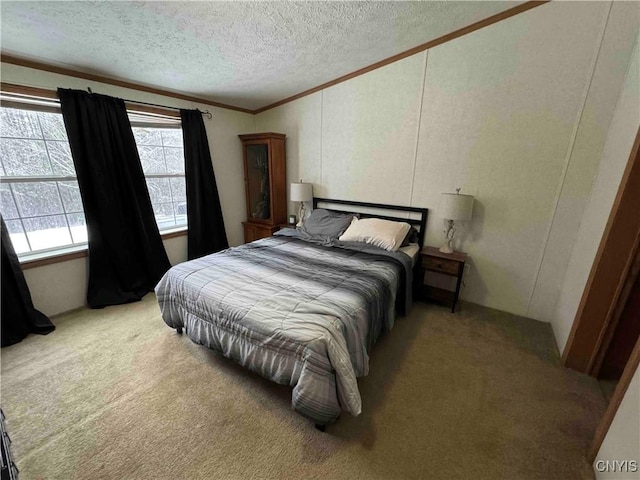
(0, 83, 188, 267)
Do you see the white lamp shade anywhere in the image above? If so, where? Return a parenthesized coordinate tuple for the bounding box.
(290, 182, 313, 202)
(440, 193, 474, 221)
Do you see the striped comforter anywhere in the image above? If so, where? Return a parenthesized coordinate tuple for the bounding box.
(155, 234, 411, 425)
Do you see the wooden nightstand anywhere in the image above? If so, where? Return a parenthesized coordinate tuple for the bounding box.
(242, 221, 280, 243)
(242, 223, 296, 243)
(418, 246, 468, 313)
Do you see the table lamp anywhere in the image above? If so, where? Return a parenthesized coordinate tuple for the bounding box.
(439, 189, 474, 254)
(290, 182, 313, 227)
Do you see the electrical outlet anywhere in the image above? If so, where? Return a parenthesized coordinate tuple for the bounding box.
(464, 263, 472, 277)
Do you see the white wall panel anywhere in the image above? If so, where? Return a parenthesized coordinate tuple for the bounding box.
(528, 1, 640, 320)
(320, 53, 426, 205)
(254, 1, 637, 319)
(412, 1, 607, 315)
(23, 257, 87, 317)
(255, 93, 322, 212)
(551, 41, 640, 353)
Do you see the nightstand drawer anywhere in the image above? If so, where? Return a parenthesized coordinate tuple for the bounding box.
(422, 255, 460, 275)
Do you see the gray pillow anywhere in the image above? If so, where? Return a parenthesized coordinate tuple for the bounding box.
(300, 209, 356, 239)
(401, 226, 419, 247)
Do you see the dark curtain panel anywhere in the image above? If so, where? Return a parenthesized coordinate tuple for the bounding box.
(58, 88, 170, 308)
(181, 109, 228, 259)
(1, 216, 55, 347)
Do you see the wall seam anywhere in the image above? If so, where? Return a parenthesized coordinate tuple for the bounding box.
(320, 90, 324, 191)
(525, 1, 613, 318)
(409, 50, 429, 207)
(253, 106, 257, 133)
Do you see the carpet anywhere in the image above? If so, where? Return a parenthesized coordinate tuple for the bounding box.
(1, 295, 606, 479)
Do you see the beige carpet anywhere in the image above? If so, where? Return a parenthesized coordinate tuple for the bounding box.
(1, 295, 606, 480)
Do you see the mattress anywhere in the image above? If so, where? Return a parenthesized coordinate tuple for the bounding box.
(399, 243, 420, 266)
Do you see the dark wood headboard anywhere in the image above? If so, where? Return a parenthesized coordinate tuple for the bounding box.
(312, 197, 429, 248)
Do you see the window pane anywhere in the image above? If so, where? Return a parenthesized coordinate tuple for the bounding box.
(146, 177, 172, 203)
(169, 177, 186, 201)
(0, 108, 41, 139)
(173, 201, 187, 227)
(138, 146, 167, 174)
(0, 138, 52, 176)
(0, 183, 19, 219)
(164, 147, 185, 174)
(67, 213, 88, 244)
(37, 112, 68, 141)
(58, 181, 83, 213)
(161, 129, 183, 147)
(1, 106, 83, 256)
(132, 128, 162, 146)
(23, 215, 72, 251)
(47, 141, 75, 176)
(12, 181, 64, 217)
(152, 202, 175, 230)
(5, 219, 29, 254)
(133, 127, 187, 232)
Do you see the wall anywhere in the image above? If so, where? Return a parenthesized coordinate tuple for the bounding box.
(551, 41, 640, 353)
(594, 366, 640, 479)
(1, 63, 255, 316)
(255, 1, 639, 319)
(526, 4, 640, 321)
(576, 46, 640, 476)
(21, 235, 188, 317)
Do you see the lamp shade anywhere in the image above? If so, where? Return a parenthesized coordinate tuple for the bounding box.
(440, 192, 474, 221)
(290, 182, 313, 202)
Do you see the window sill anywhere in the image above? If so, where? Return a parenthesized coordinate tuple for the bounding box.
(159, 227, 188, 239)
(20, 228, 188, 270)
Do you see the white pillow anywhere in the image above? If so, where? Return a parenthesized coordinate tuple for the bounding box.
(338, 217, 411, 252)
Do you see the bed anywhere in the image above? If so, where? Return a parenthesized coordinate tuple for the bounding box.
(155, 198, 428, 428)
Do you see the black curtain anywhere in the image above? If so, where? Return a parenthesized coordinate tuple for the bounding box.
(1, 216, 55, 347)
(58, 88, 170, 308)
(181, 109, 228, 259)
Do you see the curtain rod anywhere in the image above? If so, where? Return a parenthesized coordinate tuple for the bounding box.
(86, 87, 212, 119)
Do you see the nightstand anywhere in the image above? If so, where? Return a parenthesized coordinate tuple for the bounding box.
(418, 246, 468, 313)
(242, 222, 280, 243)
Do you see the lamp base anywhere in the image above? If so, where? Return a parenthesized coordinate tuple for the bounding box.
(296, 202, 306, 228)
(440, 219, 455, 254)
(439, 244, 454, 254)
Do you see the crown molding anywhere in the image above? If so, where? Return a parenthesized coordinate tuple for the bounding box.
(0, 53, 254, 114)
(253, 1, 549, 114)
(1, 1, 548, 116)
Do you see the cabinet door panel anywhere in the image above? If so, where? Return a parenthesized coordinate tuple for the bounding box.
(245, 144, 271, 222)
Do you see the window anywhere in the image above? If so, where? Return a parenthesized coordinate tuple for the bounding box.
(0, 95, 187, 259)
(132, 126, 187, 231)
(0, 106, 86, 255)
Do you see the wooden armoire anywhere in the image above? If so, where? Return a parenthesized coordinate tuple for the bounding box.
(239, 133, 287, 243)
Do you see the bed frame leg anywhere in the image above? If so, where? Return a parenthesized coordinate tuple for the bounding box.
(176, 327, 183, 334)
(315, 424, 326, 432)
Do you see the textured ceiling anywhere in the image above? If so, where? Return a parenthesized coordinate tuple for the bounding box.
(1, 1, 524, 110)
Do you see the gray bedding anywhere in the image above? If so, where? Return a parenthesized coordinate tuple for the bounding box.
(155, 232, 412, 425)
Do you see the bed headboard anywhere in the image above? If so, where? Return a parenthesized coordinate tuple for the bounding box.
(312, 197, 429, 248)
